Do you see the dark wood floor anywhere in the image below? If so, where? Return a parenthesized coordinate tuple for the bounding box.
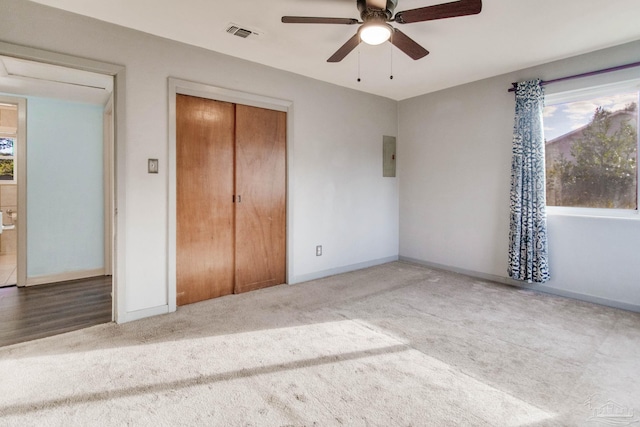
(0, 276, 112, 347)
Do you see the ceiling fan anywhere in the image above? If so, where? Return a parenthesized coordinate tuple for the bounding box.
(282, 0, 482, 62)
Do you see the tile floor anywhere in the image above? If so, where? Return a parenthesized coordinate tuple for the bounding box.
(0, 253, 17, 287)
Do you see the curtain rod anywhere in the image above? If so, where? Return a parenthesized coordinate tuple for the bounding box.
(507, 60, 640, 92)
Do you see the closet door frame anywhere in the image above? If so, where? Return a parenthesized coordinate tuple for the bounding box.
(167, 78, 292, 313)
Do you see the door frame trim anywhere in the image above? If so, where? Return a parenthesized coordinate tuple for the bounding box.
(103, 96, 114, 277)
(0, 41, 126, 323)
(167, 78, 293, 312)
(0, 95, 26, 286)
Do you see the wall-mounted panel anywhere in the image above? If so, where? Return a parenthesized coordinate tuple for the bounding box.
(383, 135, 396, 177)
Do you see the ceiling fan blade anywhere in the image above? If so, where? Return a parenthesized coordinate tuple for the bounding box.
(391, 28, 429, 60)
(365, 0, 387, 9)
(282, 16, 359, 25)
(327, 33, 361, 62)
(394, 0, 481, 24)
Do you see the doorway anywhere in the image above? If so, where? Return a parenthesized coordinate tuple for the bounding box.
(0, 48, 121, 344)
(0, 56, 114, 288)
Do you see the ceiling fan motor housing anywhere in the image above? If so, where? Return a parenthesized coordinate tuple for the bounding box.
(357, 0, 398, 21)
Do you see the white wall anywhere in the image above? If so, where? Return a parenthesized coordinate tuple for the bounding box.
(26, 96, 104, 278)
(0, 1, 398, 320)
(399, 40, 640, 311)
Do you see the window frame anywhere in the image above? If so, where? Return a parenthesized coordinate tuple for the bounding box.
(544, 77, 640, 219)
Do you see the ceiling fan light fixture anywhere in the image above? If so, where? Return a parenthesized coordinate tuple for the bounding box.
(359, 22, 392, 46)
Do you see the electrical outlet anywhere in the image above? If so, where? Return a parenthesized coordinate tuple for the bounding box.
(316, 245, 322, 256)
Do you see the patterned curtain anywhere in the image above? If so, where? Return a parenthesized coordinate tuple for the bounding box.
(508, 79, 550, 283)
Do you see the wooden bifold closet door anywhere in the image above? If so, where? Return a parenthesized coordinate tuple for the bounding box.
(176, 95, 286, 306)
(235, 104, 287, 294)
(176, 95, 235, 305)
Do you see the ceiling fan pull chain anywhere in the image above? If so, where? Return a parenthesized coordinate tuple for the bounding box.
(390, 42, 394, 80)
(357, 48, 362, 82)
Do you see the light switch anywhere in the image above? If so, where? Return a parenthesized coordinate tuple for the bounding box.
(148, 159, 159, 174)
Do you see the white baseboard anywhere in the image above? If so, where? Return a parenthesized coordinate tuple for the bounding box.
(399, 256, 640, 313)
(26, 268, 106, 286)
(120, 304, 170, 324)
(290, 255, 399, 284)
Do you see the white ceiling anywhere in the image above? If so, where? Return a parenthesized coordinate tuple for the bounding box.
(28, 0, 640, 101)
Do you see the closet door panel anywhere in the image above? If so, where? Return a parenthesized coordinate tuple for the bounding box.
(176, 95, 236, 305)
(234, 105, 286, 293)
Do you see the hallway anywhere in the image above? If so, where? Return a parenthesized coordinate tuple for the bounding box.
(0, 276, 112, 347)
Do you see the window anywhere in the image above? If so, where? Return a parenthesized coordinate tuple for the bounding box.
(0, 136, 15, 182)
(0, 102, 18, 184)
(543, 80, 639, 212)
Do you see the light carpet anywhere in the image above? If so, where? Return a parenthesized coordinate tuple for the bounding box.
(1, 262, 639, 426)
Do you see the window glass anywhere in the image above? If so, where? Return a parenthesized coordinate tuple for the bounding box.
(0, 137, 15, 157)
(544, 90, 639, 210)
(0, 159, 13, 181)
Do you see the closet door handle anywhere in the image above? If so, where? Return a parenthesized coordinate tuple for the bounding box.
(238, 195, 242, 203)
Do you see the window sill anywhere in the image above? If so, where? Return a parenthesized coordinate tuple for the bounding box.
(547, 206, 640, 220)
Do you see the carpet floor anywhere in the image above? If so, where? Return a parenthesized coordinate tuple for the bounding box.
(0, 261, 638, 426)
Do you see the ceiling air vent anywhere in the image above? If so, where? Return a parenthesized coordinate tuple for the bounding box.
(226, 23, 258, 39)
